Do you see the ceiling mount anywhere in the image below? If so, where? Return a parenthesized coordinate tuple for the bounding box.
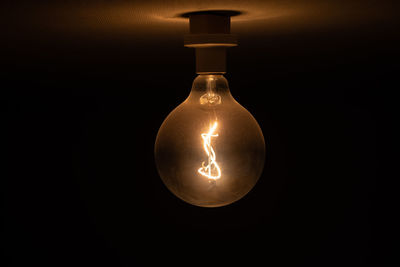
(183, 11, 238, 74)
(178, 10, 242, 18)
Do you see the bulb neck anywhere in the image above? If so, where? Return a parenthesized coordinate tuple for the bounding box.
(189, 73, 232, 102)
(192, 74, 230, 93)
(187, 74, 232, 106)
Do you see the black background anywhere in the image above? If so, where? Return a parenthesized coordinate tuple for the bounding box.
(3, 4, 399, 266)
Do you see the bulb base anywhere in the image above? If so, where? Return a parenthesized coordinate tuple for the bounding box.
(195, 47, 226, 74)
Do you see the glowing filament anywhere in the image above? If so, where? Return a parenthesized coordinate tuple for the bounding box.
(198, 122, 221, 180)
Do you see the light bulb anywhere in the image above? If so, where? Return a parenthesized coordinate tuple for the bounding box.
(155, 74, 265, 207)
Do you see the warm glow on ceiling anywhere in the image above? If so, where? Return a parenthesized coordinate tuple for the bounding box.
(2, 0, 396, 40)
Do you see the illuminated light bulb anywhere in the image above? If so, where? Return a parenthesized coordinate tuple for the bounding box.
(155, 74, 265, 207)
(154, 11, 265, 207)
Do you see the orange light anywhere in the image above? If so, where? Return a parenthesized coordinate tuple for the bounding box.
(198, 122, 221, 180)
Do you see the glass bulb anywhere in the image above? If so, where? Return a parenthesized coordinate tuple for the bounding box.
(155, 74, 265, 207)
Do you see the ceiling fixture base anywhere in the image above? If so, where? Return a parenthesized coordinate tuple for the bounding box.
(183, 12, 238, 74)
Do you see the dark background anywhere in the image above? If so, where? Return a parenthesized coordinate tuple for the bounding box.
(3, 3, 399, 266)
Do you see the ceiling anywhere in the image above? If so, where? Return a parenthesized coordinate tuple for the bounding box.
(3, 0, 399, 42)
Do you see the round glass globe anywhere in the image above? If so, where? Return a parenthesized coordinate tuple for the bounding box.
(155, 74, 265, 207)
